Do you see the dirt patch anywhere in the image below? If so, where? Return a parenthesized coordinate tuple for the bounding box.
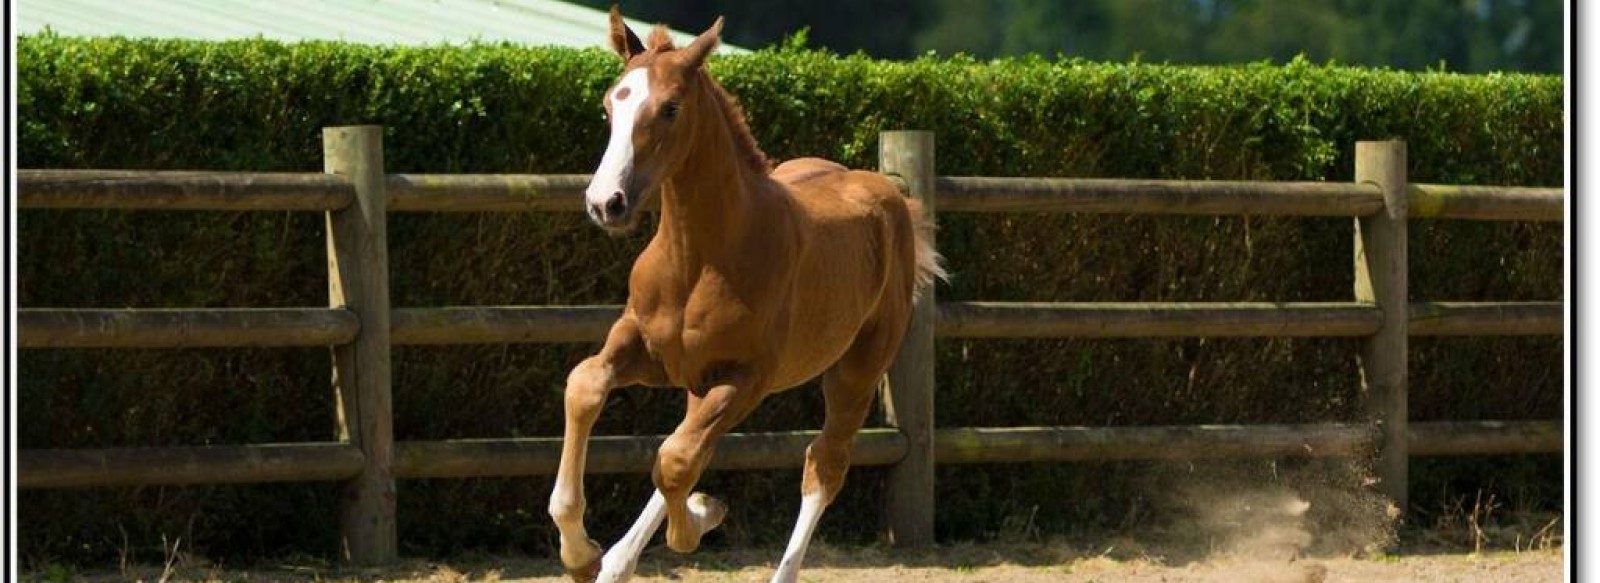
(35, 461, 1562, 582)
(58, 545, 1563, 583)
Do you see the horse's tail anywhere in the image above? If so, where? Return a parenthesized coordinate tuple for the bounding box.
(904, 197, 948, 304)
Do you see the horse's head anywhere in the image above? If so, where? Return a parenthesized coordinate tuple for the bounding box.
(585, 6, 724, 234)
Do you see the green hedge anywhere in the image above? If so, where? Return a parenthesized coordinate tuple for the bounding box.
(18, 34, 1563, 565)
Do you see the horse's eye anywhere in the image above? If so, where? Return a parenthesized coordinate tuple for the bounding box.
(662, 101, 680, 120)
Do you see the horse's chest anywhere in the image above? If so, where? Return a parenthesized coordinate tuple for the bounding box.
(636, 284, 779, 388)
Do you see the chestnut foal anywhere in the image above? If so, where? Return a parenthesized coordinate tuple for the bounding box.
(548, 9, 943, 583)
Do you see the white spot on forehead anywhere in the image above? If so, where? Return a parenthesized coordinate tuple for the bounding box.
(612, 68, 649, 102)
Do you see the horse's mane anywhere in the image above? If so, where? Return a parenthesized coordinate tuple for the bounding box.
(698, 68, 773, 175)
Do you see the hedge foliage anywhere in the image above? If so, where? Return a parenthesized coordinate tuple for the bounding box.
(18, 33, 1563, 565)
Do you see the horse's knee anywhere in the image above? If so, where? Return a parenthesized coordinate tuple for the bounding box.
(652, 432, 700, 496)
(564, 359, 612, 422)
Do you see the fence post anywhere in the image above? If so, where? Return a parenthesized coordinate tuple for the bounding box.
(880, 131, 936, 547)
(323, 126, 397, 564)
(1354, 140, 1408, 517)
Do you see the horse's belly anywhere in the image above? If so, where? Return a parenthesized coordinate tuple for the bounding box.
(768, 291, 879, 389)
(770, 240, 890, 388)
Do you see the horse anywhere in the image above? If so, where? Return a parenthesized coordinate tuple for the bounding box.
(547, 8, 944, 583)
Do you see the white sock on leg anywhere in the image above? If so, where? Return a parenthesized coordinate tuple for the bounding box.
(770, 491, 828, 583)
(597, 491, 668, 583)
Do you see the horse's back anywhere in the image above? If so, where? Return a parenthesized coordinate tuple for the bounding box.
(772, 157, 905, 218)
(771, 157, 848, 186)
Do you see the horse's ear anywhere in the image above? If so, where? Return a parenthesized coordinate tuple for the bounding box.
(608, 5, 645, 61)
(681, 16, 723, 69)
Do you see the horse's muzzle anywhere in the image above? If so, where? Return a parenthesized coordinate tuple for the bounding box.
(587, 189, 640, 233)
(588, 190, 625, 221)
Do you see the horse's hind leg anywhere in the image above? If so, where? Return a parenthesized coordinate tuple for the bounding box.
(548, 318, 662, 582)
(769, 368, 878, 583)
(772, 318, 907, 583)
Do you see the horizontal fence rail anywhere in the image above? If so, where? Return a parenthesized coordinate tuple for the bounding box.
(386, 174, 593, 212)
(20, 421, 1557, 488)
(1408, 302, 1563, 336)
(933, 177, 1385, 216)
(390, 306, 619, 344)
(19, 308, 360, 348)
(1409, 184, 1565, 222)
(20, 171, 1564, 222)
(1408, 420, 1564, 455)
(937, 302, 1383, 338)
(935, 423, 1379, 463)
(18, 170, 354, 211)
(935, 421, 1561, 464)
(18, 302, 1561, 348)
(20, 443, 366, 488)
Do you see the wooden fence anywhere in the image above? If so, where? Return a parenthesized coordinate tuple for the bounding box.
(18, 127, 1564, 563)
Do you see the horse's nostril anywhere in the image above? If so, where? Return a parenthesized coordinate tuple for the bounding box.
(605, 192, 627, 219)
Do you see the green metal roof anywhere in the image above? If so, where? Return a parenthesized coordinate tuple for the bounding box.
(17, 0, 745, 52)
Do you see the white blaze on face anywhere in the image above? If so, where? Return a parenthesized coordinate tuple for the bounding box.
(586, 68, 652, 214)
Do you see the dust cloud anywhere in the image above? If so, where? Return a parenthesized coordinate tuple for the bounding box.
(1134, 459, 1399, 582)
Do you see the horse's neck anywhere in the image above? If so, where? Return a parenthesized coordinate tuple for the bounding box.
(654, 84, 770, 273)
(658, 163, 750, 257)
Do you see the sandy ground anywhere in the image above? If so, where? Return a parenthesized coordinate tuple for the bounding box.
(42, 477, 1564, 582)
(64, 543, 1564, 583)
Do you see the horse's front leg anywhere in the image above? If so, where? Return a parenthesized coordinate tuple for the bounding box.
(592, 371, 765, 583)
(548, 318, 661, 582)
(658, 374, 765, 552)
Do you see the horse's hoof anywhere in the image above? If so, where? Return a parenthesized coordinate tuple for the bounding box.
(563, 539, 604, 583)
(688, 492, 728, 533)
(666, 492, 727, 553)
(565, 555, 602, 583)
